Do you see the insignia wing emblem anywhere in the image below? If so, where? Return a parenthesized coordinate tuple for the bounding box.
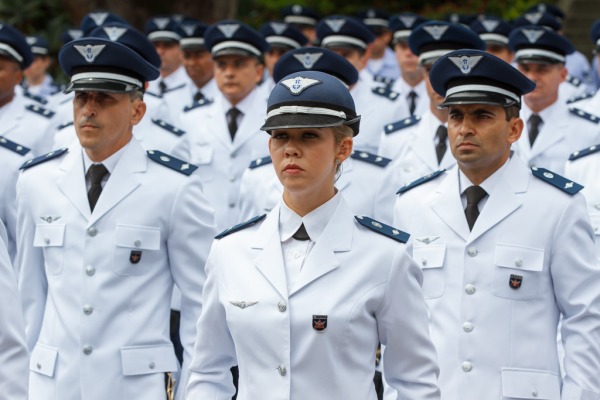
(367, 10, 376, 18)
(153, 17, 170, 30)
(399, 15, 417, 28)
(293, 52, 323, 69)
(281, 76, 321, 95)
(68, 29, 83, 40)
(74, 44, 106, 63)
(423, 25, 449, 41)
(522, 29, 544, 44)
(40, 216, 61, 223)
(26, 37, 36, 45)
(229, 300, 258, 309)
(449, 55, 483, 75)
(416, 236, 440, 245)
(90, 12, 109, 26)
(270, 22, 288, 35)
(292, 4, 302, 13)
(481, 20, 500, 32)
(218, 24, 240, 38)
(524, 12, 542, 24)
(325, 19, 346, 33)
(103, 26, 127, 42)
(181, 24, 196, 37)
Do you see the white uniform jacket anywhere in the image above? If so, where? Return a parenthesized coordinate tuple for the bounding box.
(186, 197, 441, 400)
(390, 78, 428, 119)
(16, 139, 216, 400)
(393, 155, 600, 400)
(567, 90, 600, 116)
(0, 221, 29, 399)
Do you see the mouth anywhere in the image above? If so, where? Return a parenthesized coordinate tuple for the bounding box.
(283, 163, 303, 174)
(457, 141, 478, 150)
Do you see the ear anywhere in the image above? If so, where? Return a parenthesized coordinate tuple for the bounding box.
(255, 62, 265, 84)
(559, 64, 568, 82)
(507, 116, 523, 145)
(336, 136, 353, 162)
(130, 99, 146, 126)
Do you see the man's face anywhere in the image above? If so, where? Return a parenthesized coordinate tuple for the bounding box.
(394, 41, 421, 75)
(328, 46, 368, 72)
(423, 64, 445, 106)
(517, 62, 567, 111)
(24, 56, 51, 82)
(370, 30, 392, 58)
(264, 47, 289, 77)
(213, 54, 263, 105)
(0, 57, 22, 107)
(183, 48, 214, 88)
(153, 40, 183, 76)
(485, 44, 513, 64)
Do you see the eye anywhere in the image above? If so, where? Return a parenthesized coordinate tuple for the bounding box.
(271, 132, 288, 140)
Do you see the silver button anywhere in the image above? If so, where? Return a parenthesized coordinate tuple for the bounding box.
(465, 284, 476, 295)
(463, 322, 474, 332)
(467, 247, 478, 257)
(532, 389, 538, 397)
(229, 203, 235, 208)
(36, 363, 41, 369)
(134, 240, 141, 247)
(87, 227, 97, 237)
(83, 345, 93, 355)
(86, 265, 96, 276)
(83, 305, 93, 315)
(515, 258, 523, 267)
(462, 361, 472, 372)
(594, 204, 600, 210)
(293, 251, 301, 259)
(277, 364, 287, 376)
(421, 258, 427, 266)
(43, 237, 50, 245)
(149, 362, 156, 369)
(278, 302, 287, 312)
(229, 176, 236, 182)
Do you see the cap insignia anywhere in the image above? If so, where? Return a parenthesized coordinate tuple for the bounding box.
(270, 22, 288, 35)
(325, 19, 346, 33)
(181, 24, 196, 36)
(74, 44, 106, 63)
(153, 18, 170, 30)
(90, 13, 109, 26)
(481, 20, 500, 32)
(525, 12, 543, 24)
(449, 55, 483, 75)
(400, 15, 417, 28)
(522, 28, 544, 44)
(292, 4, 302, 14)
(293, 52, 323, 69)
(68, 29, 83, 40)
(103, 26, 127, 42)
(281, 76, 321, 95)
(218, 24, 240, 38)
(26, 37, 36, 45)
(423, 25, 449, 41)
(367, 9, 376, 18)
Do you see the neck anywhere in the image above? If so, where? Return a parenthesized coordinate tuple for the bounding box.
(459, 153, 510, 186)
(525, 93, 558, 113)
(283, 187, 336, 217)
(26, 74, 45, 86)
(402, 70, 423, 87)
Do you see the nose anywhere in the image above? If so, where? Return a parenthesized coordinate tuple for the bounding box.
(284, 138, 300, 157)
(457, 116, 474, 137)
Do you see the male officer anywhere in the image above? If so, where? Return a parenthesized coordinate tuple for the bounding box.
(567, 20, 600, 115)
(393, 49, 600, 400)
(23, 36, 59, 98)
(281, 4, 320, 45)
(357, 8, 400, 81)
(173, 20, 270, 231)
(16, 29, 215, 400)
(469, 15, 513, 63)
(0, 221, 28, 399)
(509, 25, 600, 174)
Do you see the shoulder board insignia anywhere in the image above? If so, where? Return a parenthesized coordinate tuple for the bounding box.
(151, 119, 186, 137)
(25, 104, 55, 119)
(145, 91, 162, 98)
(215, 214, 267, 239)
(567, 91, 594, 104)
(57, 121, 74, 131)
(163, 83, 186, 94)
(23, 91, 48, 105)
(0, 136, 30, 156)
(19, 148, 68, 170)
(566, 75, 581, 87)
(397, 170, 445, 194)
(249, 155, 273, 169)
(531, 167, 583, 195)
(384, 116, 421, 134)
(350, 151, 391, 167)
(371, 86, 399, 101)
(147, 150, 198, 176)
(183, 98, 213, 112)
(373, 75, 395, 86)
(568, 107, 600, 124)
(354, 216, 410, 243)
(569, 144, 600, 161)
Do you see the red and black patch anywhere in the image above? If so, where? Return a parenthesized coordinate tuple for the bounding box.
(509, 274, 522, 289)
(130, 250, 142, 264)
(312, 315, 327, 332)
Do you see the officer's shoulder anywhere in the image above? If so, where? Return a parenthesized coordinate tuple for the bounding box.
(384, 115, 421, 134)
(163, 83, 186, 94)
(20, 148, 68, 170)
(373, 75, 395, 87)
(354, 216, 410, 243)
(146, 150, 198, 176)
(371, 85, 400, 101)
(397, 170, 446, 194)
(530, 166, 583, 195)
(23, 91, 49, 105)
(569, 144, 600, 162)
(183, 98, 213, 112)
(151, 119, 186, 137)
(0, 136, 30, 156)
(566, 91, 595, 104)
(215, 214, 267, 239)
(57, 121, 74, 131)
(350, 151, 391, 167)
(248, 155, 273, 169)
(145, 91, 162, 99)
(25, 104, 55, 119)
(568, 107, 600, 124)
(565, 75, 581, 87)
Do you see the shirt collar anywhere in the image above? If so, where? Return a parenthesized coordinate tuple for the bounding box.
(458, 153, 511, 195)
(82, 139, 131, 176)
(221, 86, 258, 116)
(278, 191, 342, 242)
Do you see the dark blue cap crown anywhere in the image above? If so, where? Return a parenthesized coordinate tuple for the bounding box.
(205, 20, 270, 58)
(317, 16, 376, 50)
(60, 29, 84, 45)
(80, 11, 128, 36)
(0, 23, 33, 68)
(513, 11, 561, 31)
(273, 47, 358, 86)
(26, 36, 50, 55)
(470, 16, 512, 45)
(145, 16, 181, 42)
(390, 13, 428, 43)
(281, 5, 321, 27)
(260, 22, 308, 50)
(526, 3, 565, 20)
(177, 20, 210, 49)
(509, 25, 574, 64)
(590, 19, 600, 50)
(89, 23, 160, 68)
(356, 8, 391, 31)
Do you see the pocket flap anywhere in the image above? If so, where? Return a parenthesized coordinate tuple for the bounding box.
(120, 345, 178, 376)
(30, 344, 58, 377)
(33, 224, 65, 247)
(413, 244, 446, 269)
(590, 213, 600, 236)
(494, 243, 544, 272)
(116, 225, 161, 250)
(195, 145, 213, 165)
(501, 368, 560, 400)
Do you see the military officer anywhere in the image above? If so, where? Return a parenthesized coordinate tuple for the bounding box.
(16, 29, 215, 400)
(392, 49, 600, 400)
(23, 35, 59, 98)
(566, 20, 600, 115)
(509, 25, 600, 174)
(469, 15, 513, 63)
(186, 70, 440, 400)
(280, 4, 320, 45)
(357, 8, 400, 81)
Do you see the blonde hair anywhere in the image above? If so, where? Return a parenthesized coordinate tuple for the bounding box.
(331, 124, 354, 180)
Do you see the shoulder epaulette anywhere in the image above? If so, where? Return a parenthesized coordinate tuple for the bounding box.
(147, 150, 198, 176)
(57, 121, 74, 131)
(215, 214, 267, 239)
(569, 107, 600, 124)
(19, 148, 68, 170)
(397, 170, 445, 194)
(248, 155, 272, 169)
(25, 104, 55, 119)
(183, 98, 213, 112)
(531, 167, 583, 195)
(350, 151, 391, 167)
(371, 86, 400, 101)
(151, 119, 186, 137)
(569, 144, 600, 161)
(567, 91, 594, 104)
(373, 75, 395, 86)
(145, 91, 162, 99)
(384, 116, 421, 135)
(23, 91, 48, 105)
(354, 216, 409, 243)
(163, 83, 186, 94)
(0, 136, 30, 156)
(566, 75, 581, 87)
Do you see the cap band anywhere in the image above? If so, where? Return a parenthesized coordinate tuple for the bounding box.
(0, 43, 23, 63)
(419, 49, 452, 64)
(322, 35, 367, 49)
(148, 31, 181, 42)
(180, 38, 205, 48)
(446, 83, 520, 104)
(284, 16, 318, 26)
(212, 40, 262, 57)
(267, 105, 347, 120)
(363, 18, 389, 28)
(480, 33, 509, 45)
(31, 46, 49, 55)
(393, 30, 411, 42)
(266, 36, 302, 49)
(71, 71, 143, 89)
(515, 48, 565, 63)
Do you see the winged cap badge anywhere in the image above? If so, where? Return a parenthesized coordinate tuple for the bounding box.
(292, 4, 302, 14)
(325, 19, 346, 33)
(270, 22, 288, 35)
(524, 12, 543, 24)
(449, 55, 483, 75)
(218, 24, 240, 39)
(74, 44, 106, 63)
(68, 29, 83, 40)
(399, 15, 417, 28)
(103, 26, 127, 42)
(40, 216, 61, 223)
(89, 12, 109, 26)
(423, 25, 449, 41)
(26, 37, 36, 45)
(293, 52, 323, 69)
(181, 24, 196, 37)
(522, 29, 544, 44)
(481, 20, 500, 32)
(281, 76, 321, 95)
(153, 18, 170, 30)
(229, 300, 258, 309)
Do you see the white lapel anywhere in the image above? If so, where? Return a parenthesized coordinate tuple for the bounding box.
(0, 98, 24, 137)
(411, 112, 444, 171)
(57, 145, 91, 220)
(430, 169, 470, 241)
(231, 91, 267, 152)
(528, 105, 568, 159)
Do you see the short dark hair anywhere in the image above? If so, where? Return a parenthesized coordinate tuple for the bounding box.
(504, 105, 520, 121)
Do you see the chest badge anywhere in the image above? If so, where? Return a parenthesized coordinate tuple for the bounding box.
(312, 315, 327, 332)
(130, 250, 142, 264)
(509, 274, 522, 289)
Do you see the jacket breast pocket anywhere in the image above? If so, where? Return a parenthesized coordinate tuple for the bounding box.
(501, 368, 560, 400)
(112, 225, 161, 276)
(34, 224, 65, 275)
(413, 243, 446, 299)
(492, 243, 544, 300)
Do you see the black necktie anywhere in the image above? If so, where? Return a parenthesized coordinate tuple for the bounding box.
(435, 125, 448, 164)
(226, 107, 241, 140)
(87, 164, 109, 212)
(193, 91, 205, 102)
(528, 114, 542, 147)
(159, 80, 167, 94)
(408, 90, 417, 116)
(292, 224, 310, 241)
(464, 186, 487, 231)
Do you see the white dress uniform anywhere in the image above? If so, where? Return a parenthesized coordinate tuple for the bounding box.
(0, 220, 29, 400)
(163, 78, 219, 124)
(238, 151, 393, 220)
(173, 89, 269, 231)
(390, 77, 428, 118)
(393, 155, 600, 400)
(186, 193, 440, 400)
(16, 139, 216, 400)
(567, 89, 600, 116)
(512, 101, 600, 174)
(367, 47, 400, 81)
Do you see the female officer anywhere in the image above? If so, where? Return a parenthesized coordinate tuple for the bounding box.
(185, 70, 440, 400)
